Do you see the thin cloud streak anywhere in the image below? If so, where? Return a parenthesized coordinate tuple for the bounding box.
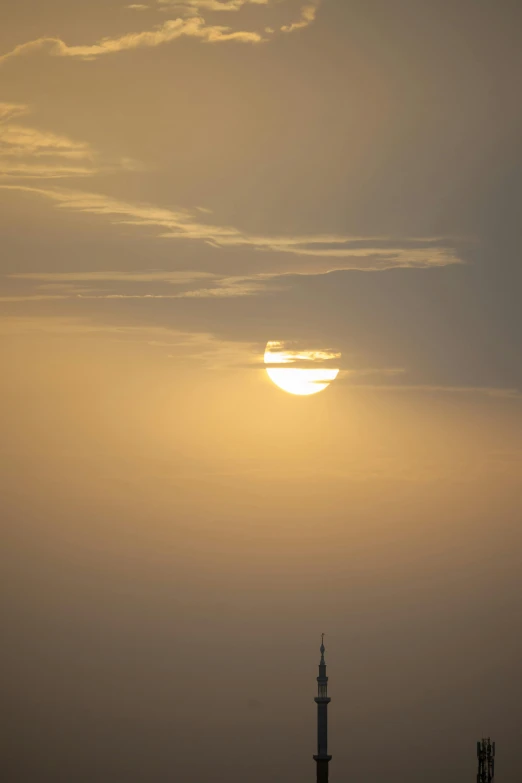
(1, 272, 280, 300)
(345, 384, 522, 400)
(157, 0, 269, 11)
(0, 108, 141, 179)
(0, 163, 97, 179)
(0, 1, 322, 64)
(0, 125, 92, 159)
(0, 15, 263, 64)
(0, 315, 258, 369)
(0, 185, 464, 272)
(281, 1, 319, 33)
(0, 102, 30, 122)
(10, 271, 214, 283)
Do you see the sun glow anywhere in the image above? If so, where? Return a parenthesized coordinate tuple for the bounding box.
(264, 341, 340, 396)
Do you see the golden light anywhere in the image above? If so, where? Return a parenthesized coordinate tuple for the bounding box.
(264, 340, 340, 396)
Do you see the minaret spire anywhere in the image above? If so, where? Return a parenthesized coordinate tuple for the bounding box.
(313, 635, 332, 783)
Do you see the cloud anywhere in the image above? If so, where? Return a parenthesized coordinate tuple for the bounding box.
(0, 1, 323, 66)
(11, 270, 214, 283)
(0, 123, 94, 178)
(344, 384, 522, 400)
(0, 295, 70, 302)
(281, 1, 319, 33)
(0, 289, 264, 301)
(265, 340, 341, 366)
(172, 278, 272, 297)
(0, 108, 141, 179)
(0, 102, 30, 123)
(0, 15, 263, 64)
(0, 163, 98, 178)
(2, 312, 520, 398)
(0, 125, 92, 159)
(0, 185, 464, 274)
(3, 269, 281, 301)
(158, 0, 269, 11)
(0, 315, 258, 368)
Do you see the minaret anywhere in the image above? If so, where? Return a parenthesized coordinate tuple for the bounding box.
(313, 634, 332, 783)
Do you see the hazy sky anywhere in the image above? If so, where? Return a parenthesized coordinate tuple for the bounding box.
(2, 2, 522, 782)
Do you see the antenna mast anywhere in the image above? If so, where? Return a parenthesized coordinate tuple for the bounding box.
(477, 738, 495, 783)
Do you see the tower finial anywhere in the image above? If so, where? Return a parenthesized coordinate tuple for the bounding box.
(320, 633, 325, 661)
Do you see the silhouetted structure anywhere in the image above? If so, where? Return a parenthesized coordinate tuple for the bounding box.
(313, 634, 332, 783)
(477, 738, 495, 783)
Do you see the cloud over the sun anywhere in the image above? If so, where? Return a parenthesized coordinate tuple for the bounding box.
(1, 312, 519, 400)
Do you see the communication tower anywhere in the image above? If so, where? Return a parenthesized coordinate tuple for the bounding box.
(477, 738, 495, 783)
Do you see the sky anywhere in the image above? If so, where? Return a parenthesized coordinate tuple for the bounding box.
(2, 1, 522, 781)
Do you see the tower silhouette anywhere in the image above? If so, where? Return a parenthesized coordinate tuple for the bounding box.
(313, 634, 332, 783)
(477, 738, 495, 783)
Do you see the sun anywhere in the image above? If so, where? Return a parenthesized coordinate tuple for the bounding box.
(264, 341, 340, 396)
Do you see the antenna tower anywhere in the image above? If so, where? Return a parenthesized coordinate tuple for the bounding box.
(477, 738, 495, 783)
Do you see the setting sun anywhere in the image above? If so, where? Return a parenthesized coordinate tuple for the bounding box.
(264, 341, 340, 396)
